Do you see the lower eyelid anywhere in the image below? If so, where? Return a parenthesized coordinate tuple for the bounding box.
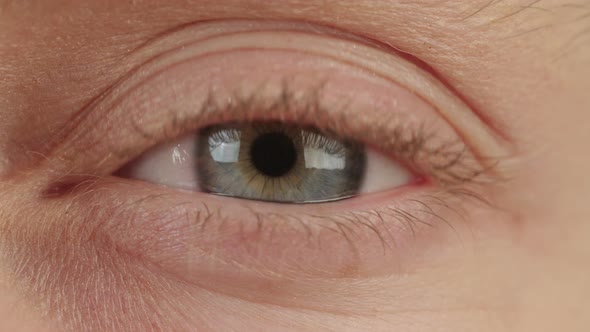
(53, 177, 474, 283)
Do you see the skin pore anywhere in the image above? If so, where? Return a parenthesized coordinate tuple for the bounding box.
(1, 0, 590, 331)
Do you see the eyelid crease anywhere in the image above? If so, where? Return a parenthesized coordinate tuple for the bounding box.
(66, 20, 389, 155)
(119, 19, 514, 155)
(33, 21, 507, 189)
(123, 19, 386, 61)
(123, 19, 514, 147)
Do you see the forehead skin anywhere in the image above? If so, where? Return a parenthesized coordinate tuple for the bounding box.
(0, 0, 590, 331)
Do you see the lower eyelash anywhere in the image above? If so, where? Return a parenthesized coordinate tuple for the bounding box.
(244, 188, 487, 251)
(37, 175, 490, 279)
(178, 188, 486, 260)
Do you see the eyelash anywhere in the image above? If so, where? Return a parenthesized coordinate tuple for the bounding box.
(189, 188, 488, 253)
(125, 81, 486, 189)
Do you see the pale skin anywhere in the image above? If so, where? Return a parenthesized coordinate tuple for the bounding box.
(1, 0, 590, 331)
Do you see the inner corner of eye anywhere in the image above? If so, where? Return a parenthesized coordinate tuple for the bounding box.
(118, 122, 416, 203)
(115, 134, 200, 191)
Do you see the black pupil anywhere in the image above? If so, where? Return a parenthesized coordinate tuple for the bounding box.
(250, 132, 297, 177)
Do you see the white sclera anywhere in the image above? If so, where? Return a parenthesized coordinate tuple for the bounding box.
(126, 135, 199, 191)
(360, 149, 413, 194)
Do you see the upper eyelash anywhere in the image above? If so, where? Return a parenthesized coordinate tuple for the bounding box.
(128, 81, 494, 187)
(301, 130, 349, 156)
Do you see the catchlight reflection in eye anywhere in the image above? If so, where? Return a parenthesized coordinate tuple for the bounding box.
(122, 122, 414, 204)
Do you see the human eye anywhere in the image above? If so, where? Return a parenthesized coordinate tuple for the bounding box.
(40, 20, 505, 286)
(121, 117, 413, 204)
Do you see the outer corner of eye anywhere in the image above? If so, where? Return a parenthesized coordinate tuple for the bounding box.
(360, 148, 415, 195)
(116, 123, 417, 204)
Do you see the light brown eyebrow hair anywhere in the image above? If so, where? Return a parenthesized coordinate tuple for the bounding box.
(464, 0, 547, 21)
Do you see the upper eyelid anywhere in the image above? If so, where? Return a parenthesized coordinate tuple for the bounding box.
(123, 20, 385, 61)
(31, 21, 507, 180)
(127, 20, 514, 156)
(119, 18, 516, 150)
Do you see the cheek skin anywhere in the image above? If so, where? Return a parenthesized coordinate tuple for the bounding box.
(0, 198, 204, 331)
(0, 275, 52, 332)
(0, 176, 518, 332)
